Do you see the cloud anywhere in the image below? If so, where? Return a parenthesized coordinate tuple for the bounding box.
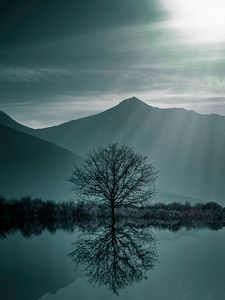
(1, 1, 225, 123)
(0, 0, 162, 49)
(0, 67, 73, 83)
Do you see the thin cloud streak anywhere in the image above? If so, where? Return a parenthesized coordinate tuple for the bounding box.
(0, 67, 73, 83)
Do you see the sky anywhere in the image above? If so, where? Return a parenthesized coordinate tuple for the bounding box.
(1, 0, 225, 127)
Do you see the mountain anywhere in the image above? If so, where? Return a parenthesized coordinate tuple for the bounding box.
(0, 110, 34, 135)
(0, 123, 80, 201)
(35, 97, 225, 203)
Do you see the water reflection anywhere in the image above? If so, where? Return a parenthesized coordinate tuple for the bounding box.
(2, 197, 225, 297)
(70, 222, 158, 295)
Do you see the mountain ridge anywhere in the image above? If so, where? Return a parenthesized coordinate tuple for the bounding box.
(34, 97, 225, 203)
(1, 97, 225, 203)
(1, 97, 225, 131)
(0, 123, 80, 200)
(0, 110, 35, 134)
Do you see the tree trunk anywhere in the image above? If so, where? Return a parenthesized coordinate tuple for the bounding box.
(111, 202, 115, 225)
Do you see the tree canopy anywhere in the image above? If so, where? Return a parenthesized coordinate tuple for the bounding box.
(69, 143, 158, 208)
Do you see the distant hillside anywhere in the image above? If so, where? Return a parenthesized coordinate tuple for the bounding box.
(0, 124, 80, 201)
(0, 110, 34, 135)
(36, 97, 225, 203)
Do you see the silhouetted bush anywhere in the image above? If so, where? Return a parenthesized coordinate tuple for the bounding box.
(0, 196, 225, 237)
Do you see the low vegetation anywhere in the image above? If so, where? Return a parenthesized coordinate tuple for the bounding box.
(1, 196, 225, 238)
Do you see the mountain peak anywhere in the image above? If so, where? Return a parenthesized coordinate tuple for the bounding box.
(118, 97, 149, 107)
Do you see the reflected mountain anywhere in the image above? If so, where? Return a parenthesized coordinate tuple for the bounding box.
(0, 231, 80, 300)
(70, 222, 158, 295)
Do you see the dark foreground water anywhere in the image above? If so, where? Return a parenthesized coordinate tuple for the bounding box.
(1, 226, 225, 300)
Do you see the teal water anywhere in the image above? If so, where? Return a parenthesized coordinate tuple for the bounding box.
(1, 227, 225, 300)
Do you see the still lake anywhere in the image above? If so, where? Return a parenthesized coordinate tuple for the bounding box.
(1, 226, 225, 300)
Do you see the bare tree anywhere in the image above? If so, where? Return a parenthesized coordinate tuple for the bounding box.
(69, 143, 158, 221)
(70, 223, 158, 295)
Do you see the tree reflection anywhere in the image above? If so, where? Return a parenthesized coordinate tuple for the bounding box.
(70, 222, 158, 295)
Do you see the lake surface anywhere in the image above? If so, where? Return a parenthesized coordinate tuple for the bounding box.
(1, 226, 225, 300)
